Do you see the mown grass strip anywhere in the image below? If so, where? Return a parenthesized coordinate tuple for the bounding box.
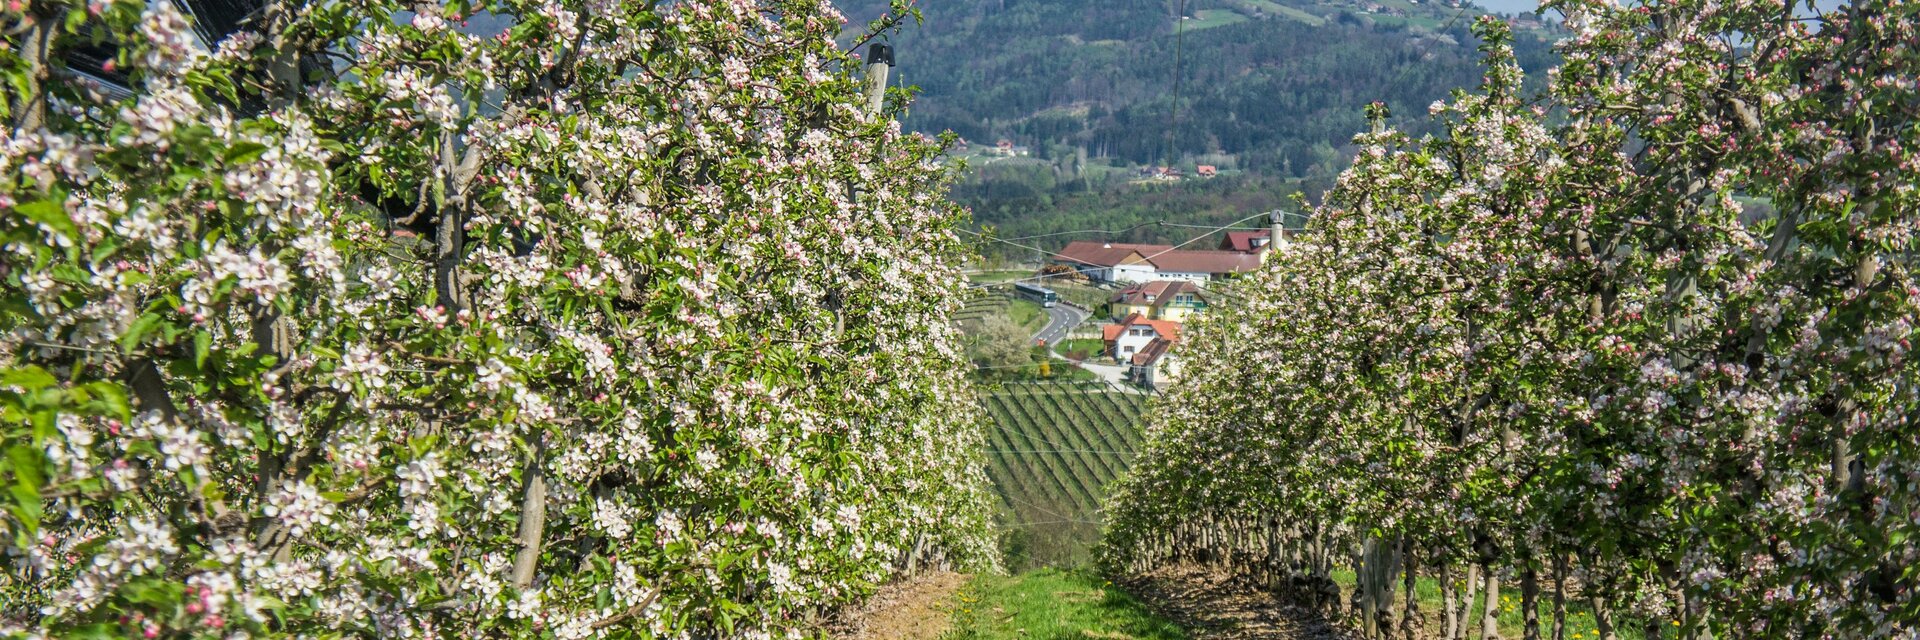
(943, 570, 1189, 640)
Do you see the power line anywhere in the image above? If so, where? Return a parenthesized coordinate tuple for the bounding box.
(962, 210, 1275, 290)
(998, 515, 1105, 526)
(996, 221, 1164, 242)
(998, 490, 1103, 521)
(985, 418, 1081, 452)
(964, 270, 1104, 289)
(1164, 2, 1190, 170)
(989, 449, 1135, 456)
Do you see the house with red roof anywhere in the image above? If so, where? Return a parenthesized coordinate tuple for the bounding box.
(1109, 280, 1209, 322)
(1101, 312, 1183, 388)
(1053, 240, 1261, 284)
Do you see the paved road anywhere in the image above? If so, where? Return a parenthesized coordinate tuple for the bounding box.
(1032, 304, 1088, 346)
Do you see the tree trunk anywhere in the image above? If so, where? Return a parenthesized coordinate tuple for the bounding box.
(1478, 565, 1502, 640)
(510, 435, 549, 590)
(1589, 594, 1617, 640)
(11, 17, 53, 134)
(1521, 561, 1540, 640)
(1460, 562, 1481, 640)
(1360, 537, 1378, 638)
(435, 131, 470, 312)
(1402, 547, 1420, 640)
(1443, 560, 1460, 640)
(1550, 554, 1568, 640)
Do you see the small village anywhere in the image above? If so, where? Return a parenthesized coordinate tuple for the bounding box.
(960, 221, 1289, 391)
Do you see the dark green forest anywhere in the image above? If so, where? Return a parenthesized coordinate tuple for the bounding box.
(842, 0, 1560, 260)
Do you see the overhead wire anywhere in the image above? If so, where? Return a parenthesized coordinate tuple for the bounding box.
(988, 449, 1135, 457)
(995, 221, 1164, 242)
(959, 209, 1276, 290)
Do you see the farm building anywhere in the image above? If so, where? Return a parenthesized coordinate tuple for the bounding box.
(1053, 241, 1261, 284)
(1109, 280, 1209, 322)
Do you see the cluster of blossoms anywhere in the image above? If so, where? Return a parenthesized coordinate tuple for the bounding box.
(1, 0, 997, 636)
(1106, 3, 1917, 639)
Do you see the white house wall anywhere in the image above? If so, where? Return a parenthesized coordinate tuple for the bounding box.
(1155, 271, 1210, 284)
(1113, 329, 1159, 360)
(1111, 263, 1157, 283)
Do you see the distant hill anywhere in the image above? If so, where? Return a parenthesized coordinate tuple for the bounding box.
(846, 0, 1558, 177)
(840, 0, 1560, 261)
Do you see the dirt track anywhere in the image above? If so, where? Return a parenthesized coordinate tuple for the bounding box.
(826, 571, 969, 640)
(1119, 565, 1355, 640)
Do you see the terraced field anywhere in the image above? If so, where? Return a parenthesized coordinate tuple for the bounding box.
(953, 292, 1012, 329)
(980, 380, 1152, 570)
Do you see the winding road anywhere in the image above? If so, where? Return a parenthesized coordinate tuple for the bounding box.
(1032, 304, 1089, 346)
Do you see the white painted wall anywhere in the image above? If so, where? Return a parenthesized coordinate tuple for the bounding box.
(1110, 263, 1157, 283)
(1155, 271, 1210, 284)
(1112, 325, 1161, 361)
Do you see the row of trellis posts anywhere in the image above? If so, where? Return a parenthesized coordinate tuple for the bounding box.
(1114, 512, 1680, 640)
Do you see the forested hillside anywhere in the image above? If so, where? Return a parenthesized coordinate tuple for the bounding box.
(842, 0, 1558, 259)
(846, 0, 1556, 176)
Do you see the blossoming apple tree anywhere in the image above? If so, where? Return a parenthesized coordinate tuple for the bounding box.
(1, 0, 997, 636)
(1105, 1, 1917, 638)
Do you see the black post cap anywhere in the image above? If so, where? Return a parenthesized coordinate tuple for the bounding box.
(867, 43, 894, 66)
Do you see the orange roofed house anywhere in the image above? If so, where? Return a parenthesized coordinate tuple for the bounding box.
(1102, 313, 1183, 388)
(1109, 280, 1209, 322)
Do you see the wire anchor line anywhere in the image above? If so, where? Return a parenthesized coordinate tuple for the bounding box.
(960, 209, 1275, 290)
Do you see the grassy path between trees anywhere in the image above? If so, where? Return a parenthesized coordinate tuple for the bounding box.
(1117, 566, 1352, 640)
(840, 564, 1630, 640)
(944, 569, 1190, 640)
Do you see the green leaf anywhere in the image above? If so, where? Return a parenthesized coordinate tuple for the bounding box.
(194, 330, 212, 368)
(225, 141, 270, 164)
(14, 199, 75, 237)
(122, 577, 186, 606)
(63, 624, 122, 640)
(7, 485, 40, 532)
(1, 366, 57, 391)
(8, 445, 45, 492)
(121, 313, 165, 352)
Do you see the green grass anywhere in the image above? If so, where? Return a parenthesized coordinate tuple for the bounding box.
(1236, 0, 1328, 24)
(944, 570, 1188, 640)
(1009, 298, 1049, 334)
(967, 270, 1033, 284)
(1182, 8, 1248, 31)
(1056, 338, 1109, 361)
(1329, 568, 1646, 640)
(1038, 361, 1100, 381)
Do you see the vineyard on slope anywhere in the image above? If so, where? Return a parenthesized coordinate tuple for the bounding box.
(1104, 4, 1919, 640)
(982, 380, 1148, 570)
(0, 0, 998, 637)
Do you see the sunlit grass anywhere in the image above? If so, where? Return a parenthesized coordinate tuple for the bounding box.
(943, 569, 1189, 640)
(1328, 568, 1648, 639)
